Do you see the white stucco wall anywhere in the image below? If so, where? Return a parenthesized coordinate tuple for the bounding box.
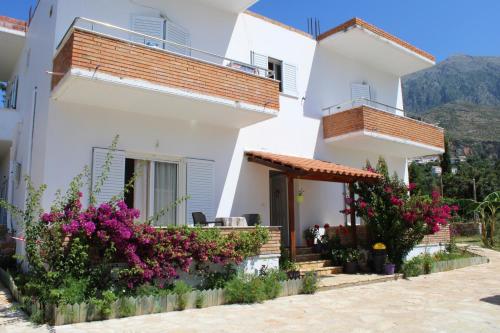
(8, 0, 418, 244)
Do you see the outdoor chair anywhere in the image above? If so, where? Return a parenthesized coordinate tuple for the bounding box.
(191, 212, 223, 227)
(242, 214, 261, 226)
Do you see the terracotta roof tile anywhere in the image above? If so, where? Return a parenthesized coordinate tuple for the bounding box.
(0, 16, 27, 32)
(245, 151, 381, 181)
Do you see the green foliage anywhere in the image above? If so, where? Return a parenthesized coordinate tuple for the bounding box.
(301, 272, 318, 295)
(260, 269, 286, 300)
(475, 191, 500, 247)
(195, 293, 205, 309)
(90, 290, 118, 318)
(117, 298, 135, 318)
(355, 158, 430, 268)
(401, 256, 426, 278)
(225, 274, 267, 304)
(279, 247, 298, 272)
(197, 265, 237, 290)
(224, 270, 285, 304)
(232, 225, 270, 258)
(49, 277, 90, 305)
(173, 281, 192, 310)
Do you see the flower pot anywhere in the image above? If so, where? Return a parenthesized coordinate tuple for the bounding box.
(343, 261, 358, 274)
(384, 263, 396, 275)
(296, 195, 304, 204)
(372, 250, 387, 274)
(306, 239, 314, 247)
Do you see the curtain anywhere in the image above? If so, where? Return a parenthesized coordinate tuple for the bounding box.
(154, 162, 178, 226)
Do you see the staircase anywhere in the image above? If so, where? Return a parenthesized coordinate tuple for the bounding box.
(295, 247, 343, 276)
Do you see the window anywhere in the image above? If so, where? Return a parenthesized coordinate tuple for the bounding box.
(124, 158, 180, 226)
(268, 57, 283, 92)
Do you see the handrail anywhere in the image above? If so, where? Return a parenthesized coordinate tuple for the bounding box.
(322, 98, 405, 117)
(56, 17, 275, 79)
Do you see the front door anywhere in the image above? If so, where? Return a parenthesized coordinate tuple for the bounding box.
(269, 171, 289, 247)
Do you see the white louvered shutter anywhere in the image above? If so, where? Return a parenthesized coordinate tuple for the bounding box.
(251, 51, 269, 77)
(351, 83, 371, 101)
(131, 16, 165, 48)
(91, 148, 125, 205)
(165, 20, 191, 56)
(282, 63, 298, 97)
(186, 159, 215, 225)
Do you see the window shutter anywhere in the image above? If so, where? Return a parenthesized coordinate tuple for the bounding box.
(11, 76, 18, 109)
(91, 148, 126, 205)
(250, 51, 268, 77)
(351, 83, 371, 101)
(282, 63, 298, 97)
(165, 20, 191, 56)
(186, 158, 215, 225)
(131, 16, 165, 48)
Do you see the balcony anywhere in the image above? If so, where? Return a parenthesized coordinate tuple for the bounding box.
(322, 99, 445, 158)
(0, 16, 26, 81)
(317, 18, 435, 76)
(51, 18, 280, 128)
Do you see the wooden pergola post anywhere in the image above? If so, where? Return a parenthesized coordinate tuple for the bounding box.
(287, 174, 296, 259)
(349, 183, 358, 247)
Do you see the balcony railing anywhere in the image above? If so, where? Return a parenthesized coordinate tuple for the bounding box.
(56, 17, 275, 79)
(322, 98, 405, 117)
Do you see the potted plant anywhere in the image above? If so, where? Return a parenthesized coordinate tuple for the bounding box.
(372, 242, 387, 274)
(296, 188, 305, 203)
(286, 261, 301, 279)
(303, 225, 319, 247)
(343, 248, 360, 274)
(384, 259, 396, 275)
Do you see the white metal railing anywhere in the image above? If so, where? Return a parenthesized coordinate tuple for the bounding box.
(56, 17, 275, 79)
(322, 98, 405, 117)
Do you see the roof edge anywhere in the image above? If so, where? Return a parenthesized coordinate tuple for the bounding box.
(317, 17, 435, 62)
(244, 10, 313, 39)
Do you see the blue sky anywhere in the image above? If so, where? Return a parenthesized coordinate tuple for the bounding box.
(1, 0, 500, 61)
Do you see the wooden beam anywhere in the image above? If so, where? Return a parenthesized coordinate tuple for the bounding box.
(349, 183, 358, 247)
(247, 156, 307, 176)
(287, 174, 296, 260)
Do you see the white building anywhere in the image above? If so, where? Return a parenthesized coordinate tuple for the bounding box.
(0, 0, 444, 259)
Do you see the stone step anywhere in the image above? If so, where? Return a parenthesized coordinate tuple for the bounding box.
(300, 266, 343, 277)
(295, 253, 322, 262)
(296, 259, 332, 270)
(296, 247, 313, 255)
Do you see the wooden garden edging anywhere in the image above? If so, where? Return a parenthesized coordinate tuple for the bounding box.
(0, 268, 305, 326)
(430, 255, 489, 273)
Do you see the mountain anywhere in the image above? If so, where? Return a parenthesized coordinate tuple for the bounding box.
(402, 55, 500, 159)
(403, 55, 500, 113)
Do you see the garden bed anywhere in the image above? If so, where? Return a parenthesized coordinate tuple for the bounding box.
(0, 267, 308, 326)
(402, 249, 489, 277)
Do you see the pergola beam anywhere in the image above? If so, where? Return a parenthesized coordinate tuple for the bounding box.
(287, 174, 296, 259)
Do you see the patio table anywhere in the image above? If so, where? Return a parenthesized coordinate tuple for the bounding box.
(215, 217, 248, 227)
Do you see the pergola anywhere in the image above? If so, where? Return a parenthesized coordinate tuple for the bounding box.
(246, 151, 381, 259)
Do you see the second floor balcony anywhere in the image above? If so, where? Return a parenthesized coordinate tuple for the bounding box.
(51, 18, 280, 128)
(322, 99, 445, 158)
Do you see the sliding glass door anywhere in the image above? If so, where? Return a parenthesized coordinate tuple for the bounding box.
(153, 161, 178, 226)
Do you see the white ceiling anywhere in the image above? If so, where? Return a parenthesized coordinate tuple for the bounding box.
(325, 132, 443, 159)
(319, 26, 434, 77)
(0, 27, 25, 82)
(52, 73, 277, 129)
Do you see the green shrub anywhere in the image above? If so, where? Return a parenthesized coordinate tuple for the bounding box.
(261, 269, 286, 299)
(48, 277, 91, 305)
(90, 290, 118, 318)
(173, 281, 192, 310)
(224, 274, 267, 304)
(195, 292, 205, 308)
(301, 272, 318, 294)
(402, 256, 425, 277)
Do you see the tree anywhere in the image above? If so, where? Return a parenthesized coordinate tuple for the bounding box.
(440, 136, 451, 174)
(474, 191, 500, 247)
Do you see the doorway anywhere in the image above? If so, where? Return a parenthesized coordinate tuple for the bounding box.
(269, 171, 289, 247)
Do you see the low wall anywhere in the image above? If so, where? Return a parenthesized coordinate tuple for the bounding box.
(450, 222, 480, 237)
(326, 224, 451, 248)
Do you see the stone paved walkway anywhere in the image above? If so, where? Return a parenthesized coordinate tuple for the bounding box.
(2, 246, 500, 333)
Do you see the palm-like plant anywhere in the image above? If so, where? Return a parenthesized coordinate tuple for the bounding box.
(475, 191, 500, 247)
